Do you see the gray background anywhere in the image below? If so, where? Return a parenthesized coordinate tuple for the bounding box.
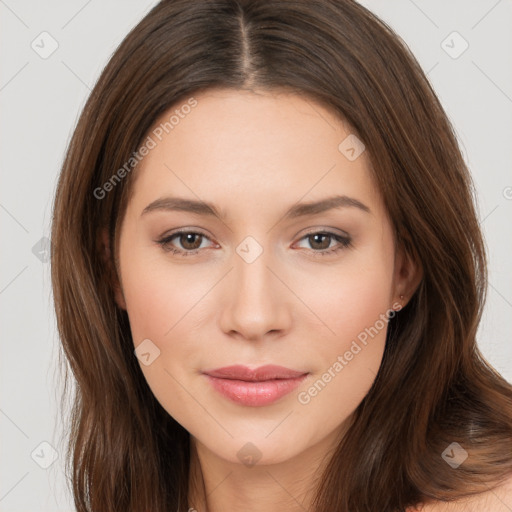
(1, 1, 511, 510)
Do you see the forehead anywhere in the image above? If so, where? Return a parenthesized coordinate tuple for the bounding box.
(127, 88, 383, 219)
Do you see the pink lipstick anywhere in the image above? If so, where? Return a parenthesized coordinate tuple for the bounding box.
(203, 365, 308, 407)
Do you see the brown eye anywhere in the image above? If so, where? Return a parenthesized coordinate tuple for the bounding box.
(295, 230, 352, 256)
(178, 233, 203, 250)
(308, 233, 332, 250)
(157, 230, 213, 256)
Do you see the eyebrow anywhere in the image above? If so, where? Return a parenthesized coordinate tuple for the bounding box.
(141, 194, 371, 220)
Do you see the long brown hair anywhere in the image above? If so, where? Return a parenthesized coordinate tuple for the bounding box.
(51, 1, 512, 510)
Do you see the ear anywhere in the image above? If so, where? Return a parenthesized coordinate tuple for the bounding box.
(392, 244, 423, 309)
(99, 228, 127, 310)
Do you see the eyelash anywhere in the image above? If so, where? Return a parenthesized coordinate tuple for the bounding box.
(156, 229, 352, 257)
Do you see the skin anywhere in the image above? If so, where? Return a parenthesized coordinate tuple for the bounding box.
(110, 88, 423, 511)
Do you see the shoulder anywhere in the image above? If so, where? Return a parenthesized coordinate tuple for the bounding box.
(407, 473, 512, 512)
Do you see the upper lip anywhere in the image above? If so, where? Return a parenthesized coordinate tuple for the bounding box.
(203, 365, 307, 381)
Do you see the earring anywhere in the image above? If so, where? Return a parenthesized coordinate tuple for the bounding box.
(394, 294, 404, 311)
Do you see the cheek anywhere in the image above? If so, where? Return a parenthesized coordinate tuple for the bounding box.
(291, 265, 394, 439)
(120, 248, 211, 344)
(119, 251, 209, 418)
(336, 271, 392, 347)
(303, 252, 395, 349)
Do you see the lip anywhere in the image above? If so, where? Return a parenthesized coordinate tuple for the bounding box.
(204, 364, 306, 381)
(203, 365, 309, 407)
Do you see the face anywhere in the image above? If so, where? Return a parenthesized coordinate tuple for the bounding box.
(114, 88, 412, 466)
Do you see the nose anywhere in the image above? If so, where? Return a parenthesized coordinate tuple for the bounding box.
(218, 245, 293, 342)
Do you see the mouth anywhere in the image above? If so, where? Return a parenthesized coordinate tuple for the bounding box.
(203, 365, 309, 407)
(203, 364, 307, 381)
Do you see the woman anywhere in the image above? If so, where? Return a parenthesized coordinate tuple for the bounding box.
(51, 1, 512, 511)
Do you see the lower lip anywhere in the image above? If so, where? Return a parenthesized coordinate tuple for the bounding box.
(205, 374, 308, 407)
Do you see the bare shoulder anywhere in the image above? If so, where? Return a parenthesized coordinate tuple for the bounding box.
(407, 473, 512, 512)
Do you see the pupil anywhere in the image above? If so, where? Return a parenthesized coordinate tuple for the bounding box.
(183, 234, 200, 249)
(312, 234, 329, 250)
